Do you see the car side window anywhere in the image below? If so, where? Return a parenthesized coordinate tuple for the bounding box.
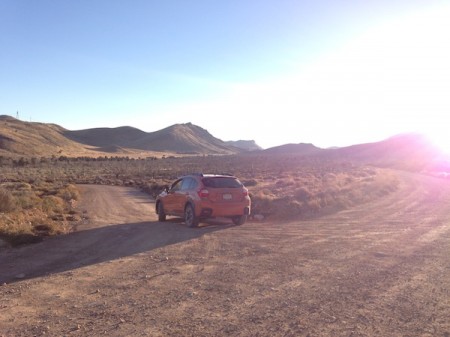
(181, 178, 193, 191)
(189, 179, 198, 190)
(170, 179, 183, 192)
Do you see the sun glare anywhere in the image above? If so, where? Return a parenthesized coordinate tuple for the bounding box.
(423, 128, 450, 155)
(156, 3, 450, 150)
(296, 3, 450, 149)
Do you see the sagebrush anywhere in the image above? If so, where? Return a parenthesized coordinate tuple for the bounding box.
(0, 153, 400, 245)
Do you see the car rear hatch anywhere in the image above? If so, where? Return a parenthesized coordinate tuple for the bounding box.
(201, 177, 246, 203)
(209, 187, 246, 203)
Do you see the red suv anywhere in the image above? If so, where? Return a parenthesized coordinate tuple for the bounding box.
(156, 174, 251, 227)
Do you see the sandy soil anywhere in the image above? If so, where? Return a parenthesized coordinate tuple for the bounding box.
(2, 173, 450, 336)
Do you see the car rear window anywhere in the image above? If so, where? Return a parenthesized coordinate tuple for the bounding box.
(202, 177, 243, 188)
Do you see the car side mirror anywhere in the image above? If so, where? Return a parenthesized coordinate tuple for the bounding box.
(164, 185, 170, 193)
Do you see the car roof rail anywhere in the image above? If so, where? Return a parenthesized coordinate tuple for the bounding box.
(202, 173, 234, 177)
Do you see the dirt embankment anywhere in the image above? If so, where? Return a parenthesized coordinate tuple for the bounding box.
(2, 172, 450, 336)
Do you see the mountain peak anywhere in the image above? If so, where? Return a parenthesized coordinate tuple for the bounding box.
(151, 122, 236, 154)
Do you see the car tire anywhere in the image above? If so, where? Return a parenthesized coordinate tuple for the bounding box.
(185, 204, 199, 228)
(157, 202, 166, 222)
(232, 215, 247, 226)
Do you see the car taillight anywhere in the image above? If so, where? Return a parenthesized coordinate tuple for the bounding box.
(198, 189, 209, 198)
(243, 189, 248, 197)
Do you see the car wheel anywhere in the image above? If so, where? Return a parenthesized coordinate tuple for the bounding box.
(157, 202, 166, 222)
(232, 215, 247, 226)
(184, 204, 199, 228)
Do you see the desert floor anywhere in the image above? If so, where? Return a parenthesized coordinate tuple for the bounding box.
(2, 172, 450, 336)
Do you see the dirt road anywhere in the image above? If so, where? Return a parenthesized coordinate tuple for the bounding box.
(2, 173, 450, 336)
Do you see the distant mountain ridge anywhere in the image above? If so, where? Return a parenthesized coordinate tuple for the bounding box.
(263, 143, 321, 155)
(226, 140, 262, 151)
(327, 133, 442, 171)
(263, 133, 444, 172)
(65, 122, 238, 154)
(0, 116, 246, 156)
(0, 115, 446, 173)
(64, 126, 147, 148)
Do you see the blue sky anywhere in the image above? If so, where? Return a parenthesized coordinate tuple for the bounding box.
(1, 1, 449, 149)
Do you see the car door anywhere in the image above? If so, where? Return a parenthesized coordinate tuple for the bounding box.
(172, 178, 194, 214)
(163, 179, 183, 214)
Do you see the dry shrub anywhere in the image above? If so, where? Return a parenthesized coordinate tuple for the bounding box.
(31, 215, 68, 236)
(306, 198, 322, 212)
(57, 184, 80, 202)
(294, 187, 312, 202)
(249, 167, 400, 220)
(13, 190, 42, 210)
(0, 181, 79, 246)
(322, 170, 399, 210)
(0, 207, 71, 246)
(242, 179, 258, 187)
(1, 153, 402, 240)
(275, 178, 295, 187)
(0, 187, 16, 212)
(0, 213, 40, 245)
(251, 191, 277, 216)
(42, 195, 65, 213)
(1, 182, 30, 190)
(141, 181, 168, 197)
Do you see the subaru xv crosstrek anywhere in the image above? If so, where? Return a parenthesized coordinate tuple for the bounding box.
(155, 174, 251, 227)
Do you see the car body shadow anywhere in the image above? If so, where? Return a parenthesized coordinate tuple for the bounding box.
(0, 220, 227, 284)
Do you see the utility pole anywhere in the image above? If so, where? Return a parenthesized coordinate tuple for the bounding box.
(16, 110, 19, 119)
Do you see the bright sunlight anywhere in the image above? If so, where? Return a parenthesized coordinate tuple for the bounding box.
(173, 3, 450, 150)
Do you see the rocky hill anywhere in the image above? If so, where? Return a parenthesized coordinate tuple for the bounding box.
(0, 116, 242, 157)
(326, 133, 443, 171)
(263, 133, 445, 172)
(226, 140, 262, 151)
(0, 115, 90, 156)
(264, 143, 322, 155)
(65, 122, 238, 155)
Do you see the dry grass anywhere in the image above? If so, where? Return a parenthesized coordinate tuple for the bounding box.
(0, 153, 402, 243)
(0, 181, 81, 246)
(0, 187, 16, 212)
(249, 167, 399, 219)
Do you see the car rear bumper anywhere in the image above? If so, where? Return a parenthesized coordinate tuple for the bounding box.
(197, 203, 251, 218)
